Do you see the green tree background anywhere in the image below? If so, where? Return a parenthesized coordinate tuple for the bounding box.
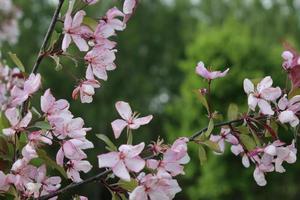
(2, 0, 300, 199)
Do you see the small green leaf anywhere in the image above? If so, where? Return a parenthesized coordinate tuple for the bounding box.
(204, 119, 214, 137)
(96, 134, 117, 151)
(118, 179, 138, 191)
(227, 103, 238, 121)
(32, 121, 52, 130)
(83, 16, 98, 31)
(197, 93, 209, 113)
(202, 140, 221, 153)
(239, 134, 256, 151)
(8, 52, 25, 72)
(31, 107, 42, 118)
(236, 126, 249, 135)
(198, 145, 207, 165)
(49, 31, 60, 50)
(50, 55, 63, 71)
(0, 112, 9, 133)
(37, 149, 67, 178)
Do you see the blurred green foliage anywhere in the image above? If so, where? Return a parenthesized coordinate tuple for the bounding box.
(2, 0, 300, 199)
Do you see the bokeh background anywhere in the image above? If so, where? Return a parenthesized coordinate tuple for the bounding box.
(2, 0, 300, 199)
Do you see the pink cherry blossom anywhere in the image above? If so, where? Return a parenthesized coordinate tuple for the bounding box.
(243, 76, 282, 115)
(56, 138, 94, 166)
(41, 89, 70, 116)
(278, 95, 300, 127)
(98, 7, 125, 38)
(72, 66, 100, 103)
(98, 142, 145, 181)
(274, 141, 297, 173)
(62, 10, 92, 52)
(111, 101, 153, 139)
(25, 165, 61, 198)
(22, 131, 53, 161)
(281, 49, 300, 88)
(195, 61, 229, 81)
(84, 46, 117, 81)
(129, 171, 181, 200)
(209, 128, 239, 154)
(10, 73, 41, 106)
(2, 107, 32, 136)
(66, 160, 92, 182)
(41, 89, 73, 124)
(147, 138, 189, 176)
(7, 159, 37, 191)
(54, 117, 91, 139)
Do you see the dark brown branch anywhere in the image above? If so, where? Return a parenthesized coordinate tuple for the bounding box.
(36, 170, 111, 200)
(188, 118, 246, 141)
(21, 0, 65, 117)
(31, 0, 65, 74)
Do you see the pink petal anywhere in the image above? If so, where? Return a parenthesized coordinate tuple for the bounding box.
(261, 87, 282, 101)
(258, 99, 274, 115)
(119, 142, 145, 158)
(56, 148, 64, 166)
(64, 13, 72, 30)
(98, 152, 120, 168)
(132, 115, 153, 127)
(278, 96, 289, 110)
(67, 168, 82, 182)
(242, 155, 250, 168)
(257, 76, 273, 92)
(24, 73, 41, 94)
(41, 89, 55, 113)
(282, 51, 293, 60)
(248, 94, 258, 111)
(124, 157, 145, 172)
(243, 79, 254, 94)
(195, 61, 210, 79)
(5, 107, 19, 126)
(19, 111, 32, 128)
(2, 128, 15, 136)
(62, 34, 72, 52)
(72, 35, 89, 52)
(146, 159, 159, 169)
(111, 119, 128, 139)
(129, 186, 147, 200)
(115, 101, 132, 120)
(112, 161, 130, 181)
(123, 0, 136, 15)
(73, 160, 92, 173)
(92, 65, 108, 80)
(253, 167, 267, 186)
(72, 10, 86, 28)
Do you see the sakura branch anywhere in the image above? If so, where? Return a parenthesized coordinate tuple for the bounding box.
(1, 0, 300, 199)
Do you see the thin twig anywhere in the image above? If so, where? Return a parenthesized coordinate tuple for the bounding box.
(32, 0, 65, 74)
(188, 117, 246, 141)
(21, 0, 65, 117)
(36, 170, 111, 200)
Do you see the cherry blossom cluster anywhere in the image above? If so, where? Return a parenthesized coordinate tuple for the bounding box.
(0, 0, 22, 46)
(60, 0, 137, 103)
(97, 101, 189, 200)
(210, 128, 297, 186)
(196, 49, 300, 187)
(41, 89, 94, 182)
(0, 63, 36, 110)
